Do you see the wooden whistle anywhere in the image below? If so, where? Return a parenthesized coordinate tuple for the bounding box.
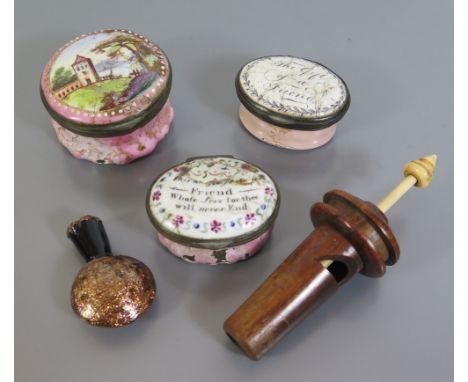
(223, 155, 437, 360)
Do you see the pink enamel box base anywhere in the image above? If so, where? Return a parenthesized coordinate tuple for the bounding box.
(52, 102, 174, 165)
(239, 104, 336, 150)
(157, 227, 274, 265)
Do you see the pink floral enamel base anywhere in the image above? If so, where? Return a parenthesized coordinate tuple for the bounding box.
(53, 102, 174, 164)
(157, 228, 273, 265)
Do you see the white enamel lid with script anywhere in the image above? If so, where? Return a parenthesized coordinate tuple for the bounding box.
(146, 156, 280, 247)
(236, 56, 350, 130)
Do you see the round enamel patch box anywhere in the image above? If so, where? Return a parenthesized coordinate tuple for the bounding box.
(236, 56, 350, 150)
(146, 156, 280, 265)
(40, 29, 173, 164)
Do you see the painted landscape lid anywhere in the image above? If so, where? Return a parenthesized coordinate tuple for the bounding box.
(236, 56, 350, 130)
(40, 29, 172, 137)
(146, 156, 280, 250)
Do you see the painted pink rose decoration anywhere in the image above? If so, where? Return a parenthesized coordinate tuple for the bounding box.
(152, 190, 162, 201)
(211, 220, 222, 233)
(245, 213, 256, 226)
(172, 215, 184, 228)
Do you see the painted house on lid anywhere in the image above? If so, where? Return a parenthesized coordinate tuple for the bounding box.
(72, 55, 100, 86)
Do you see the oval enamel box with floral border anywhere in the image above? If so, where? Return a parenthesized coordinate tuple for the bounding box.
(236, 56, 350, 150)
(146, 156, 280, 265)
(40, 29, 173, 164)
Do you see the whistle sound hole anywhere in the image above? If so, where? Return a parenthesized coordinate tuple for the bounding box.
(327, 261, 348, 284)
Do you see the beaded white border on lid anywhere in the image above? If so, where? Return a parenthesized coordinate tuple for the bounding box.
(41, 29, 170, 123)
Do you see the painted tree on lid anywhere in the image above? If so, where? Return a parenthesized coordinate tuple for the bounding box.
(51, 67, 77, 90)
(91, 34, 161, 73)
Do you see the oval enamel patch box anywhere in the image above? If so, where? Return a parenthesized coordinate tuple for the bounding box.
(146, 156, 280, 265)
(40, 29, 173, 164)
(236, 56, 350, 150)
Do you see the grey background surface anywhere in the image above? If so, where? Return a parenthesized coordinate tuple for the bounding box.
(15, 0, 453, 381)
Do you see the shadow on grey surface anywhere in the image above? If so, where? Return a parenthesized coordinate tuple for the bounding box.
(145, 241, 194, 319)
(190, 54, 253, 118)
(265, 276, 381, 359)
(113, 207, 156, 240)
(15, 30, 67, 135)
(323, 55, 405, 134)
(46, 207, 89, 314)
(49, 250, 81, 316)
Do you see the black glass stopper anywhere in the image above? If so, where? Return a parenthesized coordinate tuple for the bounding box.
(67, 215, 112, 262)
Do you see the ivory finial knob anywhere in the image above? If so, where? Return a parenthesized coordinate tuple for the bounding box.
(377, 154, 437, 213)
(324, 155, 437, 266)
(403, 154, 438, 188)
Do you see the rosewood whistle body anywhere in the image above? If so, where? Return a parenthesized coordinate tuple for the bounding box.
(223, 190, 400, 360)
